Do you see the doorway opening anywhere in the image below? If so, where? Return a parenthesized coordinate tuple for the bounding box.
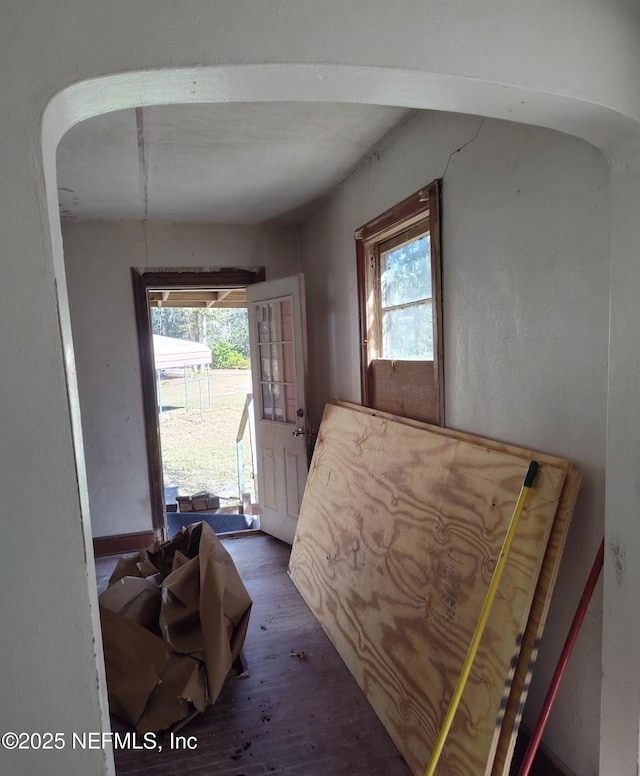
(132, 268, 266, 540)
(152, 299, 258, 535)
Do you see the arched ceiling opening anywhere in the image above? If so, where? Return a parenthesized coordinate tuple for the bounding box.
(47, 63, 640, 233)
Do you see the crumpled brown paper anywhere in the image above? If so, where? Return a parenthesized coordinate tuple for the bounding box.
(99, 522, 252, 733)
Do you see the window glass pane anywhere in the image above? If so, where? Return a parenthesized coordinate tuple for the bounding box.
(382, 301, 433, 360)
(381, 234, 431, 308)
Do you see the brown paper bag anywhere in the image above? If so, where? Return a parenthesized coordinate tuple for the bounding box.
(99, 522, 252, 732)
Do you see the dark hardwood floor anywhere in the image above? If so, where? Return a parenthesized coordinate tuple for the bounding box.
(96, 533, 411, 775)
(94, 533, 569, 776)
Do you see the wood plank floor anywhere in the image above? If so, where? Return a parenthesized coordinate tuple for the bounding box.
(96, 533, 411, 775)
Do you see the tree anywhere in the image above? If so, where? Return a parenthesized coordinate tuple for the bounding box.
(208, 309, 249, 356)
(151, 307, 251, 365)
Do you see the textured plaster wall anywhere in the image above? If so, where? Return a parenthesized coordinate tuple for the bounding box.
(63, 220, 299, 537)
(300, 110, 609, 776)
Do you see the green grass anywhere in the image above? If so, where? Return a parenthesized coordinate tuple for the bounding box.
(158, 369, 254, 507)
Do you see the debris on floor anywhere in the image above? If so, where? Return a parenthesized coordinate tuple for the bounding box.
(175, 492, 220, 512)
(99, 521, 252, 733)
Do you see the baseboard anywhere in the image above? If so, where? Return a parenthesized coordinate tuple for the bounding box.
(93, 531, 155, 557)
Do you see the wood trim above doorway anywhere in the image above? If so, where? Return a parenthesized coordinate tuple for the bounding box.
(132, 267, 266, 541)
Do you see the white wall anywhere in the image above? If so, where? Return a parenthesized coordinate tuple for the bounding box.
(63, 220, 300, 538)
(601, 161, 640, 773)
(300, 110, 609, 776)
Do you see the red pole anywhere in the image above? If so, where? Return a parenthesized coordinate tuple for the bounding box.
(518, 537, 605, 776)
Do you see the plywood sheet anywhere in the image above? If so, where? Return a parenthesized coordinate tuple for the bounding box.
(332, 401, 581, 775)
(289, 403, 566, 776)
(334, 401, 573, 472)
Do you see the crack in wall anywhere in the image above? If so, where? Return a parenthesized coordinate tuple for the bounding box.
(441, 118, 486, 181)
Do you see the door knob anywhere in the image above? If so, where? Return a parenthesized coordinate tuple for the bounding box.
(292, 427, 306, 438)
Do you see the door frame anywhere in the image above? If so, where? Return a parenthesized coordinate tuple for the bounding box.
(132, 267, 266, 540)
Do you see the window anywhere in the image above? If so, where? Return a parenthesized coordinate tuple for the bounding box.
(379, 226, 433, 360)
(255, 297, 297, 423)
(356, 179, 443, 425)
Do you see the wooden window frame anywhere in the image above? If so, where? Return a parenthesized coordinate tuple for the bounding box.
(356, 179, 443, 425)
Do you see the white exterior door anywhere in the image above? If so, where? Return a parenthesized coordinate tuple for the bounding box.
(247, 274, 309, 544)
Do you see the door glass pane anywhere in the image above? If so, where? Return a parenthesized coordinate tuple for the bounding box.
(271, 344, 281, 381)
(255, 295, 297, 423)
(259, 344, 271, 381)
(262, 383, 273, 420)
(283, 342, 294, 383)
(281, 299, 293, 340)
(270, 301, 282, 341)
(381, 233, 431, 308)
(382, 300, 433, 359)
(272, 383, 284, 422)
(285, 383, 297, 423)
(258, 304, 270, 343)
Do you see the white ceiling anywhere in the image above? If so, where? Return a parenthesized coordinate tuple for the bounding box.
(56, 102, 415, 225)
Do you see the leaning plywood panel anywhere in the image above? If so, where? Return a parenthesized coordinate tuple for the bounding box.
(289, 404, 566, 776)
(332, 401, 580, 775)
(334, 401, 573, 472)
